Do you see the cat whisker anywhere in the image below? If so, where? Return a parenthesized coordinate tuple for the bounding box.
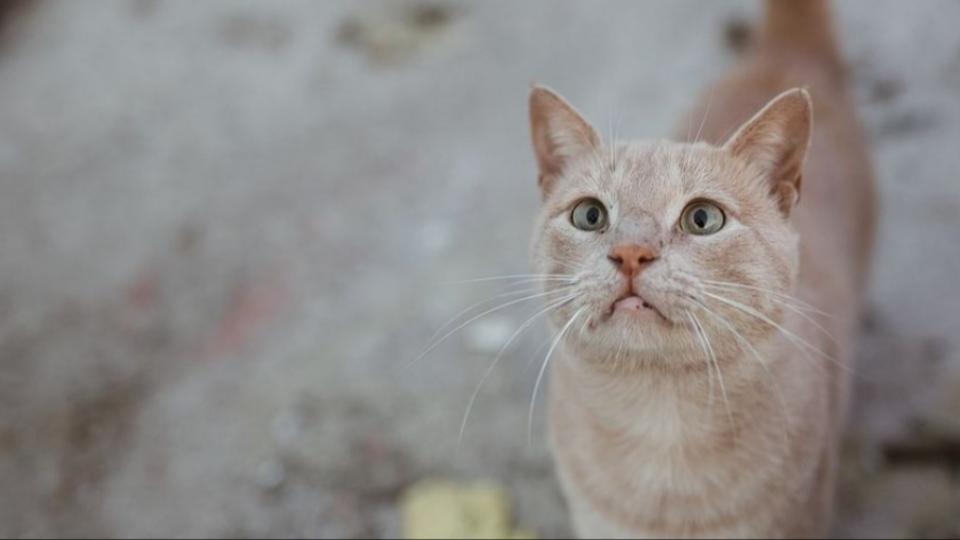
(701, 291, 826, 356)
(427, 286, 560, 345)
(606, 106, 615, 169)
(699, 291, 857, 378)
(700, 281, 825, 315)
(613, 337, 626, 370)
(577, 311, 591, 338)
(524, 331, 554, 374)
(612, 109, 622, 171)
(449, 274, 575, 285)
(760, 296, 838, 345)
(693, 89, 714, 145)
(687, 311, 734, 434)
(528, 307, 586, 448)
(684, 297, 792, 450)
(681, 88, 713, 172)
(701, 283, 838, 345)
(503, 277, 579, 291)
(407, 287, 575, 370)
(684, 311, 716, 407)
(542, 256, 584, 274)
(457, 293, 579, 451)
(699, 280, 835, 319)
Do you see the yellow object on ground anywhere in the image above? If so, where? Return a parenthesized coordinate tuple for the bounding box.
(400, 479, 535, 539)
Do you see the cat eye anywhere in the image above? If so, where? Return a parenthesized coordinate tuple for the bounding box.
(571, 198, 608, 231)
(680, 201, 725, 235)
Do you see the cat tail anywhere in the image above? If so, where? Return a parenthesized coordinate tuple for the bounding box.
(760, 0, 843, 77)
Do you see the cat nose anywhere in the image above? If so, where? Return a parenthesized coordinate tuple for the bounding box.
(607, 244, 658, 277)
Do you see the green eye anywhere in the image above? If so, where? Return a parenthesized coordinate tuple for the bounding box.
(681, 201, 725, 235)
(571, 198, 608, 231)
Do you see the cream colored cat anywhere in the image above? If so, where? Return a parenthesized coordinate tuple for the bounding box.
(528, 1, 874, 537)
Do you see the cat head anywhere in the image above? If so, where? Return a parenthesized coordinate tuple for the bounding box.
(528, 85, 811, 367)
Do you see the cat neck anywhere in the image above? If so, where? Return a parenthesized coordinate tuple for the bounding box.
(548, 333, 827, 538)
(550, 340, 783, 444)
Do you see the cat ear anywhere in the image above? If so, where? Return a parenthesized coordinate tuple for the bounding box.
(529, 85, 600, 195)
(723, 88, 812, 216)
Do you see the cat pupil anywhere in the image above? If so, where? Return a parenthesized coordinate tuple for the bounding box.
(587, 207, 599, 224)
(694, 209, 708, 228)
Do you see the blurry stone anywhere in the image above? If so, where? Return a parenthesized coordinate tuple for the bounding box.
(371, 503, 403, 539)
(355, 437, 409, 499)
(845, 466, 957, 538)
(463, 316, 514, 354)
(400, 479, 534, 539)
(409, 4, 452, 30)
(336, 3, 461, 66)
(271, 409, 304, 447)
(917, 353, 960, 439)
(875, 105, 938, 139)
(836, 436, 871, 508)
(255, 459, 286, 491)
(723, 16, 752, 54)
(219, 13, 291, 52)
(418, 220, 452, 255)
(870, 77, 905, 103)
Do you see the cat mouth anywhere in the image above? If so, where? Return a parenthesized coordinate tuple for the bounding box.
(609, 293, 669, 322)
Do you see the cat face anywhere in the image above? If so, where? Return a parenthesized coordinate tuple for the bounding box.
(528, 86, 811, 367)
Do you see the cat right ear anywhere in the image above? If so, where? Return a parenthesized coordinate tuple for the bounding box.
(529, 85, 600, 196)
(723, 88, 812, 216)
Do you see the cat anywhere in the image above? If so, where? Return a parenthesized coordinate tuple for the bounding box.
(527, 1, 874, 537)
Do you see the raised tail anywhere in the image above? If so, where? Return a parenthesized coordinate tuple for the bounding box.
(759, 0, 843, 76)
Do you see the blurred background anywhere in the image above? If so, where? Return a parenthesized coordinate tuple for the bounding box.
(0, 0, 958, 537)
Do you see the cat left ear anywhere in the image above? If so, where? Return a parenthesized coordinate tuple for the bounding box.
(723, 88, 812, 216)
(529, 85, 600, 197)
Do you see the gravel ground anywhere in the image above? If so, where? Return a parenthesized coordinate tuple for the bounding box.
(0, 1, 958, 537)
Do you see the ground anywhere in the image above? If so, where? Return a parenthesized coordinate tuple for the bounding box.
(0, 1, 958, 538)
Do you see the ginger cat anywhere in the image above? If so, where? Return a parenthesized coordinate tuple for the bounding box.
(527, 1, 874, 537)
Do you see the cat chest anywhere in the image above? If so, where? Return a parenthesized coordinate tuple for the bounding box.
(551, 410, 799, 536)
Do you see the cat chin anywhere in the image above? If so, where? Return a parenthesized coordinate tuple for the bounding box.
(568, 320, 694, 359)
(587, 305, 676, 337)
(567, 337, 708, 372)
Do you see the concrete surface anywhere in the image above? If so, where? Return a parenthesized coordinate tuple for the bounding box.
(0, 0, 958, 537)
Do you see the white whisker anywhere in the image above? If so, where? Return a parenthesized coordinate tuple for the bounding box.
(542, 256, 583, 274)
(449, 274, 575, 285)
(523, 333, 554, 374)
(700, 291, 856, 377)
(606, 106, 615, 167)
(427, 286, 557, 344)
(687, 311, 734, 433)
(693, 89, 714, 145)
(700, 280, 835, 318)
(407, 288, 573, 370)
(701, 283, 837, 343)
(456, 293, 578, 450)
(684, 311, 715, 406)
(613, 332, 625, 373)
(503, 277, 578, 291)
(685, 297, 791, 449)
(528, 307, 585, 447)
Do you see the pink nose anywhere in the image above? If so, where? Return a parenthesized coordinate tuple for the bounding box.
(607, 244, 658, 277)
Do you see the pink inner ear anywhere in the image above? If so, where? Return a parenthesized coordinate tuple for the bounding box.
(529, 86, 600, 194)
(774, 181, 800, 214)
